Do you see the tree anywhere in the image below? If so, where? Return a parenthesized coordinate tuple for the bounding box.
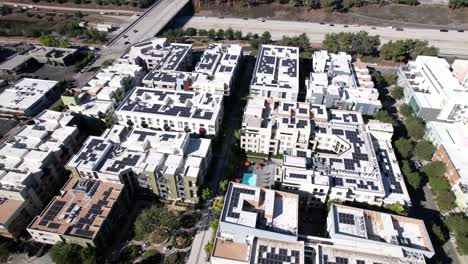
(320, 0, 342, 11)
(165, 252, 186, 264)
(384, 202, 406, 215)
(198, 29, 208, 36)
(374, 110, 397, 126)
(216, 29, 225, 39)
(449, 0, 468, 9)
(383, 73, 398, 86)
(213, 197, 224, 212)
(201, 187, 212, 201)
(405, 116, 425, 140)
(303, 0, 321, 8)
(210, 219, 219, 230)
(414, 140, 435, 161)
(120, 245, 141, 263)
(322, 31, 380, 57)
(185, 27, 197, 36)
(399, 103, 413, 117)
(137, 0, 153, 8)
(219, 179, 229, 193)
(289, 0, 298, 6)
(234, 30, 243, 40)
(445, 214, 468, 254)
(50, 243, 96, 264)
(133, 205, 179, 240)
(391, 86, 404, 100)
(225, 28, 234, 40)
(380, 39, 439, 62)
(422, 161, 446, 179)
(394, 138, 413, 158)
(260, 31, 272, 44)
(140, 250, 163, 264)
(207, 29, 216, 39)
(278, 33, 310, 51)
(401, 159, 421, 190)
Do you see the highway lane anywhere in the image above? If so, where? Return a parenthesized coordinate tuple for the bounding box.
(180, 16, 468, 57)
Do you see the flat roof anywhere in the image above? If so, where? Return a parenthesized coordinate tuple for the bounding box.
(117, 87, 221, 122)
(213, 238, 250, 262)
(0, 78, 58, 113)
(28, 178, 123, 240)
(222, 182, 299, 236)
(331, 204, 434, 253)
(251, 45, 299, 91)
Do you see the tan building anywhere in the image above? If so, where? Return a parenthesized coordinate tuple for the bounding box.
(27, 178, 128, 248)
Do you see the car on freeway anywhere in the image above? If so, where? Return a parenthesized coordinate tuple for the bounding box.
(457, 29, 465, 32)
(396, 28, 404, 31)
(440, 29, 449, 32)
(319, 22, 325, 25)
(371, 27, 376, 29)
(124, 41, 131, 45)
(242, 17, 248, 20)
(133, 29, 138, 33)
(257, 17, 266, 22)
(329, 24, 335, 26)
(344, 25, 349, 28)
(123, 35, 128, 38)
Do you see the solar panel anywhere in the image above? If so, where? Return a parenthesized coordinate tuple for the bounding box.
(338, 213, 355, 225)
(289, 173, 307, 179)
(336, 257, 349, 264)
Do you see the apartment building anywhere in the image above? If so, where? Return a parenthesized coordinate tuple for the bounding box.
(306, 51, 381, 114)
(0, 78, 62, 117)
(240, 99, 319, 155)
(64, 61, 144, 121)
(122, 37, 192, 71)
(65, 125, 211, 203)
(282, 111, 409, 207)
(116, 87, 223, 135)
(142, 42, 243, 96)
(398, 56, 468, 122)
(210, 183, 434, 264)
(426, 121, 468, 212)
(27, 46, 78, 66)
(249, 45, 299, 102)
(27, 178, 128, 248)
(0, 110, 81, 238)
(191, 43, 243, 96)
(318, 204, 435, 264)
(211, 182, 304, 264)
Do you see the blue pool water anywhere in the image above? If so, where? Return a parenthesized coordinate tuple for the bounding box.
(242, 173, 257, 186)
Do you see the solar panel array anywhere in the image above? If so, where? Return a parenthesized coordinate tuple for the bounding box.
(289, 173, 307, 179)
(378, 149, 403, 194)
(226, 187, 256, 219)
(338, 213, 355, 225)
(257, 244, 300, 264)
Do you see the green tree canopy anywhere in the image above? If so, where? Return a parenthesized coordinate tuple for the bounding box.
(414, 140, 435, 161)
(445, 214, 468, 254)
(374, 110, 397, 126)
(216, 29, 225, 39)
(185, 27, 197, 36)
(234, 30, 243, 40)
(422, 161, 446, 178)
(391, 86, 404, 100)
(133, 205, 179, 240)
(277, 33, 310, 51)
(213, 197, 225, 212)
(449, 0, 468, 8)
(399, 103, 413, 117)
(394, 137, 413, 158)
(405, 116, 425, 140)
(225, 28, 234, 40)
(201, 187, 212, 201)
(219, 179, 229, 193)
(207, 29, 216, 39)
(260, 31, 272, 44)
(380, 39, 439, 62)
(322, 31, 380, 57)
(50, 243, 96, 264)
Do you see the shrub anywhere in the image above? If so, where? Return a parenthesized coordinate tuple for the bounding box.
(405, 116, 425, 140)
(394, 138, 413, 159)
(172, 231, 192, 249)
(391, 86, 404, 100)
(399, 103, 413, 117)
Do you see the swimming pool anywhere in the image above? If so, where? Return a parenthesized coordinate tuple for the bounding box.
(242, 173, 257, 186)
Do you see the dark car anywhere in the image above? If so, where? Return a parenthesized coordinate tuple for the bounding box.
(396, 28, 404, 31)
(242, 17, 248, 20)
(329, 24, 335, 26)
(319, 22, 325, 25)
(371, 27, 376, 29)
(344, 25, 349, 28)
(440, 29, 449, 32)
(457, 29, 465, 32)
(133, 29, 138, 33)
(124, 41, 130, 45)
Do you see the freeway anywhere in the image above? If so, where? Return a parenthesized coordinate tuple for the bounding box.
(107, 0, 189, 53)
(180, 16, 468, 57)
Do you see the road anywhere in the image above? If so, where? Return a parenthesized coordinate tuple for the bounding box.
(179, 16, 468, 57)
(0, 1, 140, 14)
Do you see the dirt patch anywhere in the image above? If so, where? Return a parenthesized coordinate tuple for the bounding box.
(195, 2, 468, 27)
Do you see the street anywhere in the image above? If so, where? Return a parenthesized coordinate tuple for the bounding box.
(179, 16, 468, 58)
